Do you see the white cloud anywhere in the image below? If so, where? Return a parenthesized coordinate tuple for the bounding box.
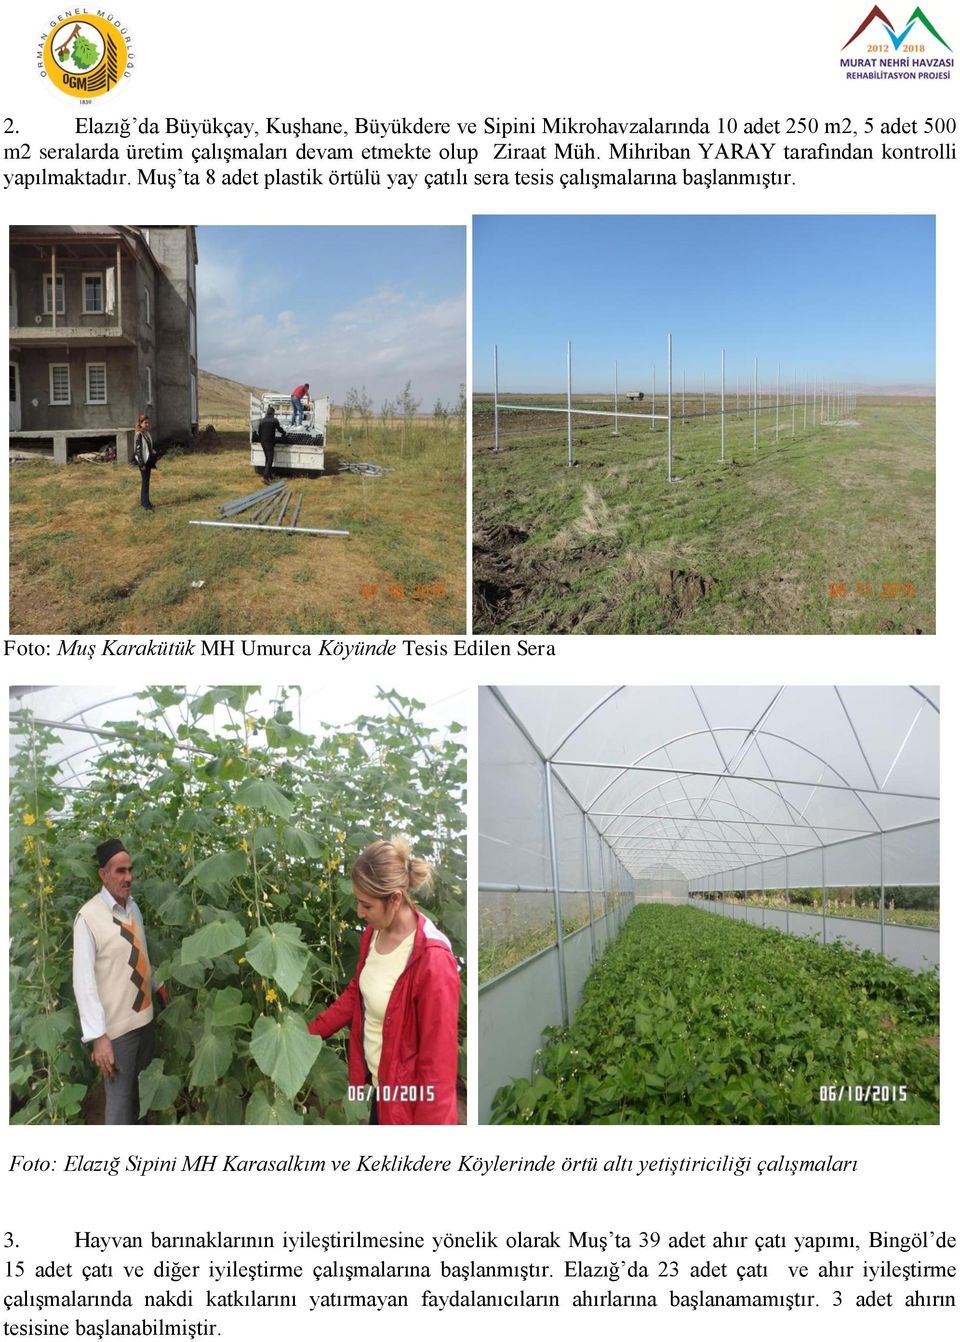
(198, 263, 464, 406)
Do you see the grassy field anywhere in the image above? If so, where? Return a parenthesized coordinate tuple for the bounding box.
(10, 411, 465, 636)
(473, 395, 935, 634)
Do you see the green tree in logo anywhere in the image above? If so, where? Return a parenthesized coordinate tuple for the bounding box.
(71, 34, 100, 69)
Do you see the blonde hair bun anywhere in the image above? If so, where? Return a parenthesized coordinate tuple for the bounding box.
(352, 836, 433, 901)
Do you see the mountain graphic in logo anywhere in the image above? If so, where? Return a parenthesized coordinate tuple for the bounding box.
(843, 6, 952, 51)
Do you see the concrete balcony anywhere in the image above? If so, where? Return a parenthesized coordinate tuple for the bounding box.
(9, 322, 136, 347)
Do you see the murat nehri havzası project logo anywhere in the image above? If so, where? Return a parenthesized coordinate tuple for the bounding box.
(38, 11, 133, 99)
(841, 5, 953, 77)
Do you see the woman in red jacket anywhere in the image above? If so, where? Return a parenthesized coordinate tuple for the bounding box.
(308, 837, 460, 1124)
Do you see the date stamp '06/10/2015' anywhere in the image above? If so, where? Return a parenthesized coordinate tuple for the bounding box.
(828, 582, 916, 600)
(819, 1084, 908, 1103)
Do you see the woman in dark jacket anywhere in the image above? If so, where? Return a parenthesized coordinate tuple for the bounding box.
(308, 837, 460, 1124)
(133, 414, 156, 510)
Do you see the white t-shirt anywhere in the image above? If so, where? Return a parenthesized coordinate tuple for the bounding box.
(358, 930, 415, 1086)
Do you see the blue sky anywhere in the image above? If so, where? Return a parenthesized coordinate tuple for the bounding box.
(473, 216, 935, 392)
(197, 226, 465, 406)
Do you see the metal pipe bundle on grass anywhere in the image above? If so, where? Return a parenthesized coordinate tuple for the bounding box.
(218, 484, 286, 518)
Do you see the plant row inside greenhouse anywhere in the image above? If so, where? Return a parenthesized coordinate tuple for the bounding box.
(490, 904, 939, 1125)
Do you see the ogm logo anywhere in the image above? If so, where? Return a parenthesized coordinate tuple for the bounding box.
(40, 12, 131, 99)
(843, 5, 952, 51)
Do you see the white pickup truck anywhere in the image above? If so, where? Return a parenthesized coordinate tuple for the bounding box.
(250, 391, 330, 475)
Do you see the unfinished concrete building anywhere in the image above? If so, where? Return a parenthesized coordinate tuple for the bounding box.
(9, 225, 198, 462)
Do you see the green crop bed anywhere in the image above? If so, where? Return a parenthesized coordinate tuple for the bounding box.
(491, 905, 939, 1125)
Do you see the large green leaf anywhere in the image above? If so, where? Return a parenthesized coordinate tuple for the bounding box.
(189, 1026, 234, 1088)
(233, 777, 295, 820)
(282, 826, 324, 859)
(181, 849, 248, 893)
(211, 986, 253, 1028)
(138, 1058, 181, 1117)
(205, 1079, 244, 1125)
(245, 923, 310, 998)
(25, 1008, 73, 1054)
(246, 1082, 303, 1125)
(157, 889, 192, 926)
(169, 957, 207, 988)
(52, 1083, 87, 1118)
(181, 917, 246, 965)
(309, 1046, 348, 1103)
(189, 686, 257, 717)
(249, 1012, 322, 1100)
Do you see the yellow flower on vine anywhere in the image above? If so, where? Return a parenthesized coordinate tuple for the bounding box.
(23, 812, 36, 826)
(179, 843, 188, 853)
(336, 831, 345, 842)
(265, 988, 278, 1003)
(235, 803, 245, 813)
(42, 857, 51, 867)
(339, 920, 349, 931)
(43, 884, 53, 895)
(45, 819, 54, 830)
(241, 837, 248, 853)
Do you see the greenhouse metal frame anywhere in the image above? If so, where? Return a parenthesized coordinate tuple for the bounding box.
(478, 685, 939, 1121)
(490, 338, 856, 478)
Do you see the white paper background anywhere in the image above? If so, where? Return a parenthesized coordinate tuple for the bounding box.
(2, 1, 956, 1336)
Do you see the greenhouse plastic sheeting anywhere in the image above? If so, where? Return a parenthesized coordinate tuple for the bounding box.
(478, 945, 563, 1122)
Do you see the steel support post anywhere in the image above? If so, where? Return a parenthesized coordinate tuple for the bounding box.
(667, 333, 674, 482)
(753, 357, 758, 451)
(583, 813, 597, 964)
(598, 839, 607, 945)
(612, 360, 620, 436)
(879, 830, 886, 959)
(821, 845, 827, 946)
(776, 364, 780, 441)
(493, 344, 500, 453)
(785, 852, 790, 934)
(544, 761, 570, 1026)
(566, 340, 573, 468)
(719, 348, 725, 462)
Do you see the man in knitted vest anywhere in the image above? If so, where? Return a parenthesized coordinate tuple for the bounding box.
(72, 839, 167, 1124)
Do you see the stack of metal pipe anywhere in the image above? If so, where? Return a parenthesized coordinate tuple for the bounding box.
(193, 482, 348, 538)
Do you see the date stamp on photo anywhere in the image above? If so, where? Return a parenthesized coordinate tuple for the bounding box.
(348, 1084, 436, 1103)
(818, 1084, 908, 1103)
(828, 581, 916, 599)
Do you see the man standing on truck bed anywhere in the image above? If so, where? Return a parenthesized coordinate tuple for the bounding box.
(258, 404, 287, 482)
(290, 382, 310, 426)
